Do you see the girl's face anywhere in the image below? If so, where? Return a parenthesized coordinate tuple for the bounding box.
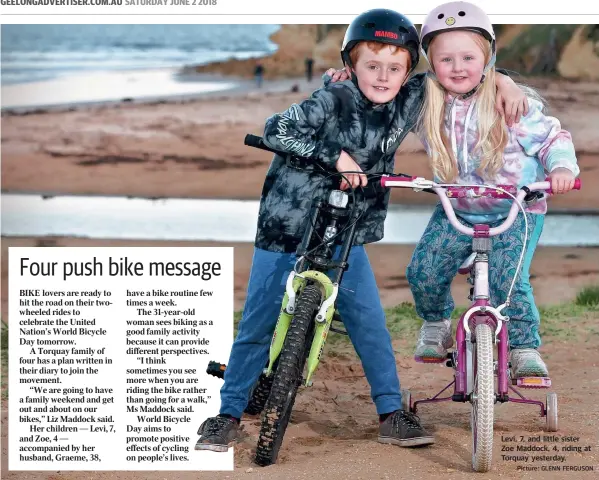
(430, 30, 487, 95)
(346, 43, 410, 104)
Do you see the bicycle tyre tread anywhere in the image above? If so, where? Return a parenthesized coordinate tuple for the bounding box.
(254, 284, 322, 466)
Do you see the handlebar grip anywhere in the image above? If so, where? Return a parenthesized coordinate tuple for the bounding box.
(244, 134, 273, 152)
(544, 176, 581, 193)
(244, 133, 317, 161)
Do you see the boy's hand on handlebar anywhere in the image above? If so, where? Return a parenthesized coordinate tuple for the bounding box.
(336, 151, 367, 190)
(325, 68, 350, 83)
(549, 168, 576, 194)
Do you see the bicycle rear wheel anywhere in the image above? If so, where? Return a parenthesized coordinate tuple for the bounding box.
(254, 283, 321, 466)
(471, 323, 495, 472)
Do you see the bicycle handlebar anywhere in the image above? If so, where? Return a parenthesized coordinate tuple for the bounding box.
(245, 134, 436, 195)
(244, 134, 279, 155)
(381, 175, 581, 237)
(245, 133, 319, 161)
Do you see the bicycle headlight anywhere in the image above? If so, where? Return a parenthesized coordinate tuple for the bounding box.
(328, 190, 349, 208)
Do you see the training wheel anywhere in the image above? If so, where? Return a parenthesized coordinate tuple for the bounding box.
(401, 389, 412, 413)
(546, 392, 558, 432)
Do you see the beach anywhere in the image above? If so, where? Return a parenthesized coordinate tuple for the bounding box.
(2, 75, 598, 205)
(2, 74, 599, 317)
(2, 53, 599, 478)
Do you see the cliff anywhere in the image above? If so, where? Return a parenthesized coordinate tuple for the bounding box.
(193, 24, 599, 81)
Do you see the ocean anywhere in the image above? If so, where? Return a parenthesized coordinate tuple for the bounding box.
(1, 24, 280, 108)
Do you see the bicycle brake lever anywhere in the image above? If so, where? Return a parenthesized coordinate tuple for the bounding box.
(412, 177, 435, 191)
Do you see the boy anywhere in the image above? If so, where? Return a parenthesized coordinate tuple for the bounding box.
(196, 8, 436, 452)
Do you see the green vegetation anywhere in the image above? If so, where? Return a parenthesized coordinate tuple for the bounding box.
(231, 286, 599, 349)
(575, 284, 599, 307)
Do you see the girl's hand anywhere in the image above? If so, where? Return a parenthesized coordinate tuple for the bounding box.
(325, 68, 350, 82)
(549, 167, 576, 194)
(336, 150, 367, 190)
(495, 75, 529, 127)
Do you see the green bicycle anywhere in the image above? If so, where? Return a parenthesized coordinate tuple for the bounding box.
(208, 133, 385, 466)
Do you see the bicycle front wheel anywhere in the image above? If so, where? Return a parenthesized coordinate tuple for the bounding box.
(244, 365, 277, 416)
(471, 323, 495, 472)
(254, 283, 321, 466)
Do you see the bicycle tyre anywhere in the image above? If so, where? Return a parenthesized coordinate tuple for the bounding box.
(254, 283, 322, 466)
(471, 323, 495, 472)
(244, 368, 276, 416)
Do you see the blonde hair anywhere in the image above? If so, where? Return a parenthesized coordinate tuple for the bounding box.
(418, 33, 508, 182)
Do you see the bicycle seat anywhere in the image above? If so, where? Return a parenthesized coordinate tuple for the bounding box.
(458, 252, 477, 275)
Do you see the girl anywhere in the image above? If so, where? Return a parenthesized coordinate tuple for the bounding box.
(408, 1, 580, 381)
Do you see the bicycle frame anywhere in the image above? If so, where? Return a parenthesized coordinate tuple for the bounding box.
(381, 175, 581, 415)
(242, 133, 381, 391)
(266, 180, 361, 387)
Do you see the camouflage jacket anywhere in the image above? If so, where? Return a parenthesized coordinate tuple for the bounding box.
(255, 74, 426, 253)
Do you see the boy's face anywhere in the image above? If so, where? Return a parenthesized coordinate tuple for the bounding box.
(346, 43, 410, 104)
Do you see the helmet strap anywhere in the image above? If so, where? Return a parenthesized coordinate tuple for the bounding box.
(484, 50, 496, 74)
(460, 81, 482, 100)
(461, 50, 496, 99)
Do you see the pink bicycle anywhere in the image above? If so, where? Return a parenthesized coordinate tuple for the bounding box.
(381, 174, 581, 472)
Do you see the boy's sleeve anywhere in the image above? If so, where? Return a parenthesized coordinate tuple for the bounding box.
(262, 87, 342, 169)
(400, 73, 427, 133)
(405, 72, 427, 90)
(514, 98, 580, 176)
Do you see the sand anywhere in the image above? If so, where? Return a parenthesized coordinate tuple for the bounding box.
(2, 76, 598, 209)
(2, 74, 599, 480)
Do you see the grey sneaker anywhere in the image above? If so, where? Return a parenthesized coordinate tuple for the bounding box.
(195, 416, 238, 452)
(510, 348, 549, 378)
(378, 410, 435, 447)
(414, 319, 453, 363)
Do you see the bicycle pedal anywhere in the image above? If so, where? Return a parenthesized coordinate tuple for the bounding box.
(206, 361, 226, 379)
(513, 377, 551, 388)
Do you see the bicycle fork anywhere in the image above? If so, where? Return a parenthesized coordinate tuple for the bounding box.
(413, 227, 509, 409)
(458, 227, 512, 399)
(264, 270, 338, 386)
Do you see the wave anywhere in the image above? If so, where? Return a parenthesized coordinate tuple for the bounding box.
(1, 24, 280, 85)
